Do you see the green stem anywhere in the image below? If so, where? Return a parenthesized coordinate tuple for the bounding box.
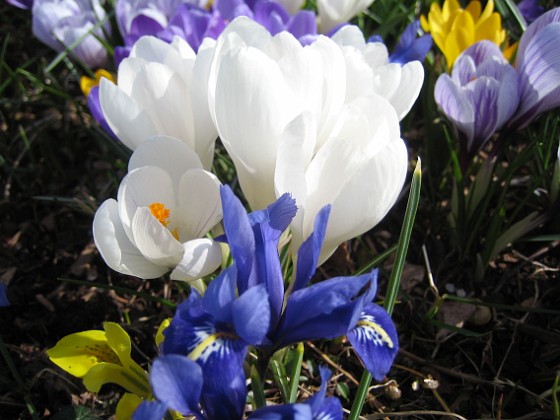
(348, 160, 422, 420)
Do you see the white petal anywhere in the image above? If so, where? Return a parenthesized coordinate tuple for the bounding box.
(387, 61, 425, 121)
(177, 169, 222, 240)
(128, 135, 203, 193)
(127, 62, 195, 146)
(117, 166, 176, 242)
(212, 46, 299, 209)
(318, 0, 374, 33)
(190, 37, 218, 170)
(132, 207, 184, 266)
(93, 199, 168, 279)
(321, 139, 408, 263)
(341, 47, 374, 104)
(274, 113, 316, 246)
(169, 239, 222, 281)
(330, 25, 367, 49)
(99, 78, 158, 150)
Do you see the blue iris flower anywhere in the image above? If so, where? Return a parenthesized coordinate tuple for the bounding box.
(135, 357, 342, 420)
(148, 186, 398, 418)
(369, 20, 433, 65)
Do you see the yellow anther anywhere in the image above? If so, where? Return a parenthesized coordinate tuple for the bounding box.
(149, 202, 171, 227)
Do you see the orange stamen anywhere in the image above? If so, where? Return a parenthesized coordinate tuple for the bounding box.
(148, 202, 171, 227)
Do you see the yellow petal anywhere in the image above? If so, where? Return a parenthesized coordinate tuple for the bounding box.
(420, 14, 430, 32)
(104, 322, 135, 368)
(80, 69, 115, 97)
(116, 393, 143, 420)
(442, 0, 461, 20)
(465, 0, 481, 21)
(479, 0, 496, 23)
(94, 69, 116, 84)
(83, 363, 151, 397)
(47, 330, 119, 378)
(476, 13, 505, 44)
(502, 41, 518, 63)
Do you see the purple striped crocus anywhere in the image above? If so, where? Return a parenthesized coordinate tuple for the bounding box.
(434, 41, 519, 164)
(510, 7, 560, 129)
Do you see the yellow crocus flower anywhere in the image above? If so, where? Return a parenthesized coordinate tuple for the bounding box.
(80, 69, 116, 97)
(420, 0, 506, 67)
(47, 322, 151, 398)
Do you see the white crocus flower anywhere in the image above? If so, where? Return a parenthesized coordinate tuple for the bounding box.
(317, 0, 374, 33)
(93, 136, 222, 281)
(100, 35, 217, 169)
(331, 25, 424, 121)
(208, 17, 347, 210)
(209, 18, 415, 264)
(275, 96, 407, 264)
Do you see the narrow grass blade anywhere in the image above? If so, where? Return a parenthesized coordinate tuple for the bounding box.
(348, 159, 422, 420)
(289, 343, 304, 403)
(270, 359, 290, 403)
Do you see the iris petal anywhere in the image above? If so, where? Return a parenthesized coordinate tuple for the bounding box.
(150, 355, 203, 416)
(347, 303, 399, 381)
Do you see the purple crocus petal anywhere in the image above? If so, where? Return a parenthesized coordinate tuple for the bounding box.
(149, 355, 203, 417)
(517, 0, 544, 24)
(298, 33, 320, 45)
(159, 5, 213, 51)
(6, 0, 33, 9)
(287, 10, 317, 40)
(271, 273, 374, 349)
(129, 14, 165, 39)
(219, 185, 256, 293)
(233, 284, 271, 345)
(202, 265, 237, 323)
(516, 8, 560, 66)
(452, 52, 478, 86)
(477, 59, 519, 129)
(293, 205, 331, 292)
(254, 0, 290, 34)
(249, 403, 313, 419)
(114, 45, 131, 66)
(133, 400, 169, 420)
(87, 86, 118, 140)
(434, 74, 474, 146)
(513, 22, 560, 128)
(347, 303, 399, 381)
(0, 283, 9, 307)
(464, 77, 500, 153)
(463, 39, 503, 66)
(214, 0, 253, 21)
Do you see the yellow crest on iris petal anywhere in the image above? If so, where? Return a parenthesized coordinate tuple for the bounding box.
(47, 322, 150, 398)
(420, 0, 506, 67)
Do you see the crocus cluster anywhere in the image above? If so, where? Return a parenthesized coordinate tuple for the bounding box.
(434, 7, 560, 166)
(39, 4, 423, 419)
